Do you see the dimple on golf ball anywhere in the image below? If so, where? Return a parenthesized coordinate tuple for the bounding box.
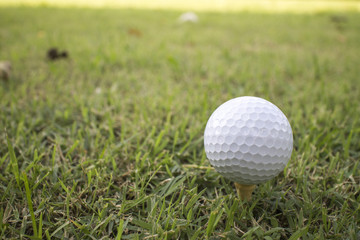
(204, 96, 293, 185)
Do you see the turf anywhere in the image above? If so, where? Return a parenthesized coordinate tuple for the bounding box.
(2, 0, 360, 12)
(0, 6, 360, 240)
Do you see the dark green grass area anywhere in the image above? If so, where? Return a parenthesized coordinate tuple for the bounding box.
(1, 7, 360, 239)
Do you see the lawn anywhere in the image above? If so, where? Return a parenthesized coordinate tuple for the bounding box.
(0, 6, 360, 239)
(2, 0, 360, 12)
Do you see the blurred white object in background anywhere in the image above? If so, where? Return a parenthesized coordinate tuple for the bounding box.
(178, 12, 198, 23)
(0, 61, 11, 81)
(95, 87, 102, 94)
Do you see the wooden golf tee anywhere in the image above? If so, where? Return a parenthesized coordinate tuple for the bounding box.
(234, 183, 256, 201)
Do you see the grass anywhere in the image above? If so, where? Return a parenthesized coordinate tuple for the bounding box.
(0, 6, 360, 239)
(1, 0, 360, 13)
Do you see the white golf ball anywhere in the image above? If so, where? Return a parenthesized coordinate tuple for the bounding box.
(204, 96, 293, 185)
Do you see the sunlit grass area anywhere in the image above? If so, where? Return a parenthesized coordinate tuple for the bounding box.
(1, 0, 360, 12)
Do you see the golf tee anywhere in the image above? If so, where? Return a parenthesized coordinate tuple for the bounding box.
(234, 183, 256, 201)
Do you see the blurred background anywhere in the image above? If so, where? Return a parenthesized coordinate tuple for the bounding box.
(1, 0, 360, 12)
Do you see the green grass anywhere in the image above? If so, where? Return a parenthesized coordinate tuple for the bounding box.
(1, 6, 360, 239)
(1, 0, 360, 13)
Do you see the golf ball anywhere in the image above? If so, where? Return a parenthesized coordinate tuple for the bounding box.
(204, 96, 293, 185)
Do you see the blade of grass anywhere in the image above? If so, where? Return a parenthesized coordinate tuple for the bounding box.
(38, 212, 43, 239)
(23, 172, 38, 237)
(0, 153, 8, 168)
(116, 219, 125, 240)
(288, 226, 309, 240)
(7, 135, 20, 187)
(206, 208, 224, 237)
(50, 221, 70, 238)
(0, 208, 4, 234)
